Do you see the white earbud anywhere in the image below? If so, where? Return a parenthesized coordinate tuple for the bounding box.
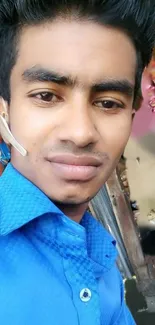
(0, 98, 27, 157)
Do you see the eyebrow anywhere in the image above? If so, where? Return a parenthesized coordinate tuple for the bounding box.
(22, 66, 75, 86)
(92, 80, 134, 98)
(22, 66, 134, 98)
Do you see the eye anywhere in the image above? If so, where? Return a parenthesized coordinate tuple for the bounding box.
(94, 99, 124, 111)
(29, 91, 62, 103)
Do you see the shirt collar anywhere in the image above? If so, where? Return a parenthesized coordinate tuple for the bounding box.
(0, 163, 117, 272)
(81, 213, 117, 272)
(0, 163, 62, 235)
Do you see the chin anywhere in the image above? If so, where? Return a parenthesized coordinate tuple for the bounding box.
(40, 178, 101, 205)
(47, 187, 93, 205)
(54, 199, 89, 206)
(50, 194, 91, 205)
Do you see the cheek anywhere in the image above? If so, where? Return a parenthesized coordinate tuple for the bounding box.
(98, 113, 132, 157)
(9, 104, 57, 150)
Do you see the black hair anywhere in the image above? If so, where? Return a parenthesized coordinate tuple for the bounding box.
(0, 0, 155, 102)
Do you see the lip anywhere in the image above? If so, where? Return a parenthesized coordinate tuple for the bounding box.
(46, 153, 103, 181)
(46, 153, 103, 166)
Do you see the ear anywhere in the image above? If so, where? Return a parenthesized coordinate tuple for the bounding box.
(1, 99, 9, 125)
(132, 108, 136, 120)
(0, 97, 27, 156)
(0, 97, 10, 144)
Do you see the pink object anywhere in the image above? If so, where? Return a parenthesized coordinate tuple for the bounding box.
(132, 69, 155, 139)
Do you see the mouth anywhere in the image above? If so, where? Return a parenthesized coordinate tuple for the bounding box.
(46, 153, 103, 181)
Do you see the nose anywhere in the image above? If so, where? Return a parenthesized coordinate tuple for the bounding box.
(58, 94, 99, 148)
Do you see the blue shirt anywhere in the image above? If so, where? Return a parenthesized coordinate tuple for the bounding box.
(0, 163, 135, 325)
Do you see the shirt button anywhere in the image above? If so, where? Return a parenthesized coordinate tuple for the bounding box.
(80, 288, 92, 302)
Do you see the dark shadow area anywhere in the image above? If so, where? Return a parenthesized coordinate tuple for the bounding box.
(141, 230, 155, 255)
(125, 279, 155, 325)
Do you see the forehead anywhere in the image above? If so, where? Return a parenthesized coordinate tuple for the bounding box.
(13, 20, 136, 85)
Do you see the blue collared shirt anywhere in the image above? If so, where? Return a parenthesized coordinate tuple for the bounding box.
(0, 163, 135, 325)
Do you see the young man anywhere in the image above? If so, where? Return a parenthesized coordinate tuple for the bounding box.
(0, 1, 154, 324)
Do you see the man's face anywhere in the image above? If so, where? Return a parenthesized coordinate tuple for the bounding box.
(8, 19, 136, 204)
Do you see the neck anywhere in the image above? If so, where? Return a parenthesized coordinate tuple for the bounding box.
(55, 202, 88, 223)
